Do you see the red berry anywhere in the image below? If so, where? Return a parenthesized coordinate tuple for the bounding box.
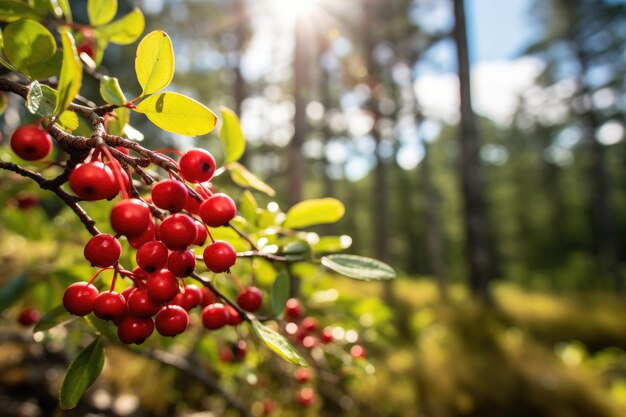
(84, 234, 121, 267)
(14, 193, 39, 209)
(294, 368, 311, 384)
(69, 162, 118, 201)
(225, 304, 243, 326)
(350, 344, 367, 358)
(167, 249, 196, 277)
(179, 149, 216, 183)
(63, 282, 98, 316)
(17, 308, 40, 326)
(201, 303, 228, 329)
(93, 291, 127, 322)
(77, 42, 95, 59)
(320, 327, 333, 344)
(136, 240, 169, 273)
(127, 220, 155, 249)
(203, 240, 237, 273)
(155, 305, 189, 337)
(184, 194, 201, 214)
(233, 340, 247, 360)
(146, 269, 179, 303)
(301, 317, 318, 332)
(127, 288, 161, 317)
(110, 199, 151, 237)
(236, 287, 263, 312)
(117, 316, 154, 344)
(262, 399, 275, 415)
(193, 221, 208, 246)
(296, 387, 315, 406)
(284, 298, 303, 320)
(121, 286, 136, 300)
(131, 266, 150, 282)
(200, 287, 217, 306)
(151, 179, 188, 212)
(10, 125, 52, 161)
(198, 193, 237, 227)
(219, 346, 234, 362)
(158, 213, 197, 250)
(171, 284, 202, 310)
(302, 335, 319, 349)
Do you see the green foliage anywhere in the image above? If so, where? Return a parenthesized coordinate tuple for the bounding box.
(271, 271, 290, 317)
(321, 254, 396, 281)
(135, 30, 175, 96)
(99, 76, 126, 106)
(250, 318, 308, 367)
(87, 0, 117, 26)
(59, 336, 105, 410)
(283, 198, 345, 229)
(219, 107, 246, 163)
(2, 19, 55, 78)
(33, 305, 75, 332)
(54, 30, 81, 115)
(0, 274, 27, 312)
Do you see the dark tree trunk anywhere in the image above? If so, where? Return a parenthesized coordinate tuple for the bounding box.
(289, 13, 307, 208)
(452, 0, 493, 302)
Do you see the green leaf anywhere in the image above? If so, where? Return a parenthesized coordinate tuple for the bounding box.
(134, 92, 217, 136)
(312, 235, 353, 253)
(26, 81, 43, 114)
(27, 83, 57, 117)
(88, 0, 117, 26)
(271, 271, 290, 317)
(3, 19, 56, 78)
(84, 315, 119, 343)
(57, 110, 79, 131)
(106, 107, 129, 136)
(219, 107, 245, 163)
(283, 198, 345, 229)
(33, 0, 62, 18)
(135, 30, 174, 96)
(239, 190, 258, 224)
(57, 0, 72, 21)
(250, 318, 308, 366)
(0, 1, 42, 22)
(227, 162, 276, 196)
(54, 30, 82, 115)
(59, 336, 105, 410)
(282, 240, 311, 261)
(33, 305, 75, 333)
(320, 254, 396, 281)
(28, 50, 62, 80)
(0, 274, 27, 313)
(99, 75, 126, 106)
(0, 26, 3, 48)
(96, 8, 144, 45)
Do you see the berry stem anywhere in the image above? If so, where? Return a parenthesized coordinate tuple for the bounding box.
(87, 267, 113, 285)
(100, 145, 129, 200)
(110, 265, 119, 291)
(206, 227, 216, 244)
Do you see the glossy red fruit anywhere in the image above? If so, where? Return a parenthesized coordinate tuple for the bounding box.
(184, 194, 201, 214)
(93, 291, 127, 321)
(294, 368, 311, 384)
(284, 298, 303, 320)
(179, 149, 216, 183)
(136, 240, 169, 273)
(167, 249, 196, 277)
(127, 288, 161, 317)
(146, 269, 179, 303)
(117, 316, 154, 344)
(63, 282, 98, 316)
(203, 240, 237, 273)
(151, 179, 189, 212)
(193, 221, 208, 246)
(236, 287, 263, 312)
(77, 42, 95, 59)
(169, 284, 202, 310)
(14, 193, 39, 209)
(233, 340, 247, 360)
(158, 213, 197, 250)
(321, 327, 334, 344)
(200, 287, 217, 306)
(198, 193, 237, 227)
(350, 344, 367, 358)
(201, 303, 228, 330)
(301, 317, 318, 332)
(17, 308, 40, 326)
(131, 267, 150, 282)
(128, 220, 155, 249)
(155, 305, 189, 337)
(10, 125, 52, 161)
(121, 286, 136, 300)
(296, 387, 316, 406)
(225, 304, 243, 326)
(84, 234, 122, 267)
(110, 199, 151, 237)
(69, 162, 118, 201)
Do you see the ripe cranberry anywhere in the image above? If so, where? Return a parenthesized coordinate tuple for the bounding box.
(77, 42, 95, 59)
(193, 221, 208, 246)
(104, 160, 130, 192)
(294, 368, 311, 384)
(131, 266, 150, 282)
(184, 194, 201, 214)
(201, 303, 228, 329)
(121, 286, 136, 300)
(179, 149, 216, 183)
(84, 234, 121, 267)
(203, 240, 237, 273)
(198, 193, 237, 227)
(151, 179, 188, 212)
(301, 317, 318, 332)
(63, 282, 98, 316)
(136, 240, 169, 273)
(15, 193, 39, 209)
(155, 305, 189, 337)
(127, 288, 161, 317)
(110, 199, 151, 237)
(170, 284, 202, 310)
(321, 327, 334, 344)
(158, 213, 197, 250)
(236, 287, 263, 312)
(225, 304, 243, 326)
(233, 340, 247, 360)
(167, 249, 196, 277)
(350, 344, 367, 358)
(69, 162, 118, 201)
(284, 298, 303, 320)
(17, 308, 40, 326)
(10, 125, 52, 161)
(302, 335, 319, 349)
(117, 316, 154, 344)
(296, 387, 316, 406)
(128, 220, 155, 249)
(200, 286, 217, 306)
(93, 291, 127, 321)
(262, 399, 275, 415)
(146, 269, 179, 303)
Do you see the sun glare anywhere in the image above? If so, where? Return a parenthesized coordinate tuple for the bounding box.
(265, 0, 319, 25)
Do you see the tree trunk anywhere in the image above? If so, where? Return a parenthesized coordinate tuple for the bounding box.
(289, 13, 307, 208)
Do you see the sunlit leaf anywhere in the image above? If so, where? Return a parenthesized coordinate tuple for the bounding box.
(135, 30, 174, 96)
(27, 83, 56, 117)
(33, 305, 75, 333)
(282, 240, 311, 261)
(271, 271, 290, 317)
(54, 30, 82, 115)
(3, 19, 56, 78)
(239, 190, 258, 224)
(0, 274, 27, 313)
(88, 0, 117, 26)
(283, 198, 345, 229)
(134, 92, 217, 136)
(99, 75, 126, 106)
(57, 110, 79, 131)
(26, 81, 42, 114)
(0, 26, 3, 48)
(321, 254, 396, 281)
(28, 50, 62, 80)
(97, 8, 144, 45)
(107, 107, 129, 137)
(219, 107, 246, 163)
(312, 235, 353, 253)
(57, 0, 71, 21)
(59, 336, 105, 410)
(33, 0, 62, 18)
(0, 1, 42, 22)
(227, 162, 276, 196)
(250, 318, 308, 366)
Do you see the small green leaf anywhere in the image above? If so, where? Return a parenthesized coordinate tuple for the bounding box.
(271, 271, 290, 317)
(321, 254, 396, 281)
(59, 336, 105, 410)
(54, 30, 82, 115)
(96, 8, 144, 45)
(84, 315, 119, 343)
(28, 50, 62, 80)
(88, 0, 117, 26)
(0, 274, 27, 313)
(0, 26, 3, 48)
(3, 19, 56, 78)
(0, 1, 42, 22)
(57, 0, 72, 21)
(99, 75, 126, 106)
(239, 190, 258, 224)
(57, 110, 79, 131)
(106, 107, 129, 137)
(26, 81, 43, 114)
(312, 235, 353, 253)
(135, 30, 174, 96)
(283, 198, 345, 229)
(27, 84, 57, 117)
(227, 162, 276, 196)
(33, 0, 62, 18)
(250, 318, 308, 366)
(33, 305, 75, 333)
(219, 107, 245, 163)
(282, 241, 311, 261)
(134, 92, 217, 136)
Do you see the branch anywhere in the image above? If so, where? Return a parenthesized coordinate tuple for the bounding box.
(190, 272, 250, 321)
